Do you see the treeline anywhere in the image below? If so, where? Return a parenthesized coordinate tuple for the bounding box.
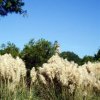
(0, 38, 100, 69)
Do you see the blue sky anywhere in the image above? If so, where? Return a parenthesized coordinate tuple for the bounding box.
(0, 0, 100, 58)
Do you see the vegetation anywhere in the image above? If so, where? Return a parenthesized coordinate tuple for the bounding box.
(0, 0, 26, 16)
(0, 39, 100, 70)
(0, 53, 100, 100)
(60, 51, 81, 65)
(21, 39, 56, 69)
(0, 42, 20, 58)
(0, 1, 99, 99)
(81, 55, 94, 65)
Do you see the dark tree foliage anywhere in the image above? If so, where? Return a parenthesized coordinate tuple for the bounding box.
(60, 51, 81, 65)
(94, 49, 100, 61)
(21, 39, 56, 69)
(81, 56, 94, 64)
(0, 0, 25, 16)
(0, 42, 20, 58)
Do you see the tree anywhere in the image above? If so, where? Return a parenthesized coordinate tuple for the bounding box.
(0, 0, 26, 16)
(94, 49, 100, 61)
(21, 39, 56, 69)
(82, 56, 94, 64)
(0, 42, 20, 58)
(60, 51, 81, 65)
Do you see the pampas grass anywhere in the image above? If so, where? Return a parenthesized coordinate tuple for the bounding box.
(31, 54, 100, 100)
(0, 53, 100, 100)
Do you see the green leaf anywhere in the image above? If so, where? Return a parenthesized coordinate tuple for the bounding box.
(0, 0, 2, 4)
(6, 2, 12, 8)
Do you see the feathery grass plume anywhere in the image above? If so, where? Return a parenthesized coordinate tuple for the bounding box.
(0, 54, 26, 91)
(31, 53, 100, 100)
(31, 67, 37, 83)
(30, 54, 79, 99)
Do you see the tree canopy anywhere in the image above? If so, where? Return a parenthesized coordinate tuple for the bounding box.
(94, 49, 100, 61)
(0, 0, 25, 16)
(21, 39, 56, 69)
(81, 55, 94, 64)
(60, 51, 81, 65)
(0, 42, 20, 58)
